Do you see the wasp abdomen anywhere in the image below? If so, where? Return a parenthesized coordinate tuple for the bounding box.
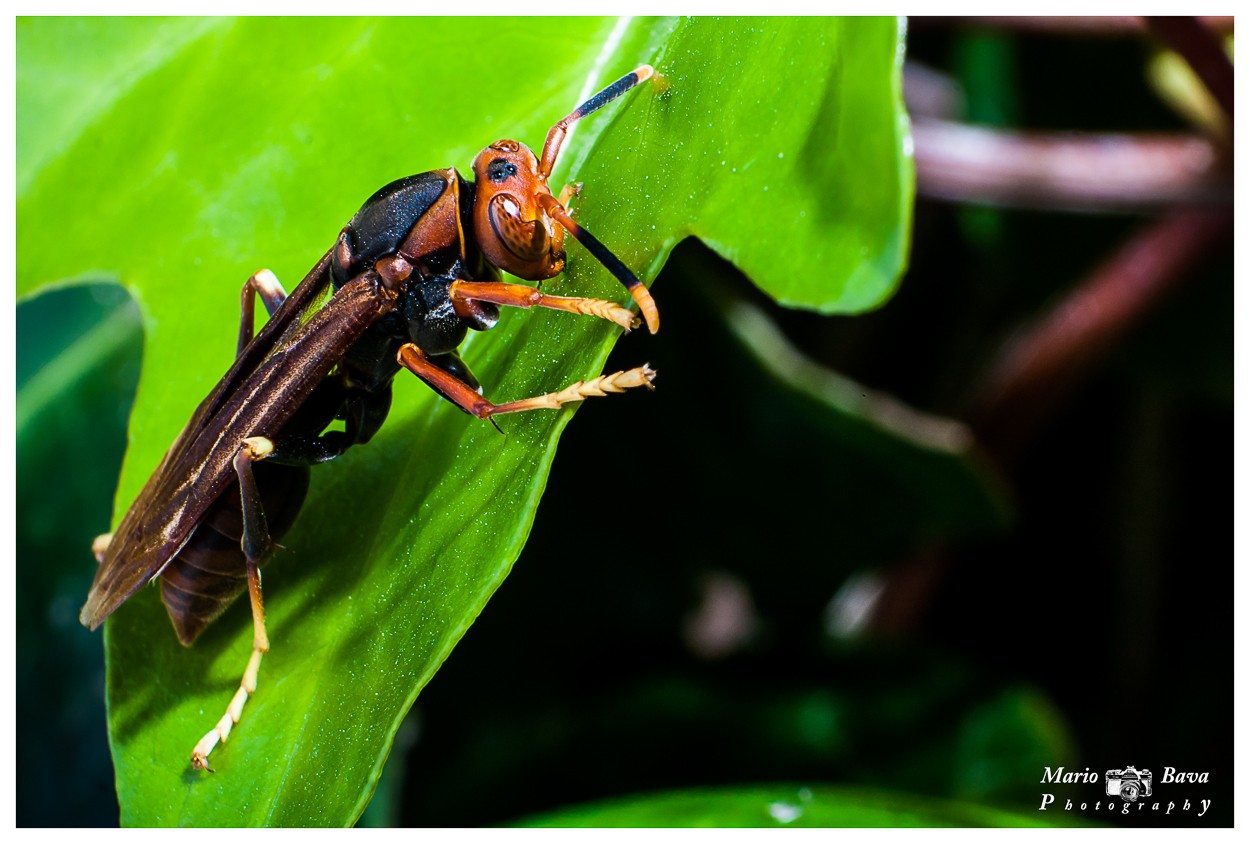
(161, 461, 310, 645)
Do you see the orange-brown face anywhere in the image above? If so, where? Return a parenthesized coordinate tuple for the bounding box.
(471, 139, 566, 281)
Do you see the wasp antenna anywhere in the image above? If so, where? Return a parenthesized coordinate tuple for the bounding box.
(539, 64, 657, 180)
(539, 193, 659, 334)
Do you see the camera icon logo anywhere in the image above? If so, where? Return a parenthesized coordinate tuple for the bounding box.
(1105, 766, 1153, 802)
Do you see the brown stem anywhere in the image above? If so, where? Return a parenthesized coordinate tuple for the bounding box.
(868, 208, 1230, 635)
(914, 118, 1230, 212)
(904, 62, 966, 121)
(862, 548, 952, 637)
(912, 16, 1234, 36)
(972, 207, 1232, 464)
(1145, 17, 1234, 122)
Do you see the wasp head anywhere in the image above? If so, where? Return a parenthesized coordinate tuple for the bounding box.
(471, 139, 566, 281)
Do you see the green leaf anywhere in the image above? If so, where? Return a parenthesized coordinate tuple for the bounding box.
(516, 784, 1075, 827)
(17, 17, 911, 826)
(709, 285, 1009, 544)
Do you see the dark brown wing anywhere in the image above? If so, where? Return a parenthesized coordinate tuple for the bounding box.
(171, 251, 336, 459)
(106, 250, 335, 523)
(80, 268, 398, 630)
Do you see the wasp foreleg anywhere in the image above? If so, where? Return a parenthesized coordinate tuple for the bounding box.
(449, 280, 640, 332)
(556, 181, 583, 213)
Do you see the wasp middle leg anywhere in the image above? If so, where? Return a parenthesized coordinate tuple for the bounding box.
(397, 343, 654, 420)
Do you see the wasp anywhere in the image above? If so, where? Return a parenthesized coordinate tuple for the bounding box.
(80, 65, 661, 771)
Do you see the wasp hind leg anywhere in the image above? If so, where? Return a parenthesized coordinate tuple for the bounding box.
(190, 436, 274, 772)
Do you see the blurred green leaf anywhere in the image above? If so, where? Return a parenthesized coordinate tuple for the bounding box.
(16, 285, 141, 826)
(17, 17, 911, 826)
(714, 288, 1009, 542)
(951, 688, 1076, 804)
(516, 783, 1072, 827)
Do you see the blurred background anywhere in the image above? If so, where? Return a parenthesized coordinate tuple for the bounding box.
(17, 16, 1232, 826)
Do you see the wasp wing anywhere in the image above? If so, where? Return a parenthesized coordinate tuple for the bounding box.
(80, 267, 397, 630)
(171, 251, 336, 459)
(104, 251, 335, 526)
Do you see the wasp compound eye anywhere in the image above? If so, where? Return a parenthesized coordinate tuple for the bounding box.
(487, 158, 518, 183)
